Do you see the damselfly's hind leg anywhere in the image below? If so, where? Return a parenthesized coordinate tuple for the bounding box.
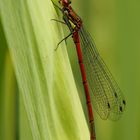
(51, 19, 71, 50)
(55, 32, 73, 51)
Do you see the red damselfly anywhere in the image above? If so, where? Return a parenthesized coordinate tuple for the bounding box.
(52, 0, 126, 140)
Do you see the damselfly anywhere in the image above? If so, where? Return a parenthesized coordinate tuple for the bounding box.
(52, 1, 126, 140)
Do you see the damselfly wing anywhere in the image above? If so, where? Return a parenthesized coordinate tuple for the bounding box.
(79, 27, 126, 120)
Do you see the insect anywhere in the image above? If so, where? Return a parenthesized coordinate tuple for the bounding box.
(52, 0, 126, 140)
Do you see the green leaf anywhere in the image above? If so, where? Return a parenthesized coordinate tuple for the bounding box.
(0, 0, 89, 139)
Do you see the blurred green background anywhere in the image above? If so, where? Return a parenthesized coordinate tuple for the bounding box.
(70, 0, 140, 140)
(0, 0, 140, 140)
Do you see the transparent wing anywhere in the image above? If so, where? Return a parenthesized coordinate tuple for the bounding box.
(79, 26, 126, 120)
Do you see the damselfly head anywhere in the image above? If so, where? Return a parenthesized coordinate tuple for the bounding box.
(59, 0, 71, 7)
